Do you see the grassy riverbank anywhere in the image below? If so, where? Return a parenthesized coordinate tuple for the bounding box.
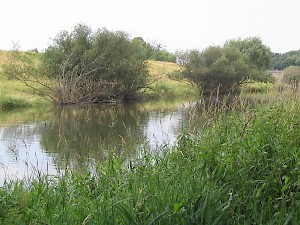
(1, 90, 300, 224)
(0, 50, 198, 110)
(0, 51, 51, 110)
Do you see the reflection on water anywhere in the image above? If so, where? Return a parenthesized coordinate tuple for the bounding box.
(0, 100, 203, 185)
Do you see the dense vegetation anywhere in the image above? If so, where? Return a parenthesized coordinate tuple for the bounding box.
(1, 90, 300, 224)
(178, 37, 273, 94)
(131, 37, 176, 63)
(270, 50, 300, 70)
(150, 48, 176, 62)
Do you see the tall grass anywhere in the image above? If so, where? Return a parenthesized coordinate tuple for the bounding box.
(1, 88, 300, 224)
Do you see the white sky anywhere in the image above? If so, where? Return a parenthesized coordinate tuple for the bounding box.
(1, 0, 300, 53)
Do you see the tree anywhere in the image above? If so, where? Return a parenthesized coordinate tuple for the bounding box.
(150, 49, 176, 62)
(43, 24, 152, 103)
(225, 37, 271, 70)
(4, 24, 151, 105)
(179, 37, 272, 94)
(283, 66, 300, 88)
(180, 46, 250, 94)
(131, 37, 176, 63)
(225, 37, 273, 82)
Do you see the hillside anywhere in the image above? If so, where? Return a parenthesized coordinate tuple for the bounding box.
(146, 60, 198, 98)
(0, 50, 10, 65)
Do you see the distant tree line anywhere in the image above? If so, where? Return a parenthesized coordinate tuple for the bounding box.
(270, 50, 300, 70)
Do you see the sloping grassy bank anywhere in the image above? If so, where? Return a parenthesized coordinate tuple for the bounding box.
(145, 60, 199, 99)
(0, 80, 51, 110)
(1, 94, 300, 224)
(0, 51, 51, 110)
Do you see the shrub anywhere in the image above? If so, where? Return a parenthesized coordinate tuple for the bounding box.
(282, 66, 300, 88)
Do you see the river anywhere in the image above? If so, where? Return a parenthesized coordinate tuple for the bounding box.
(0, 99, 205, 185)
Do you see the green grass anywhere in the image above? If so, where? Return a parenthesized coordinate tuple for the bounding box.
(1, 89, 300, 224)
(0, 50, 51, 110)
(144, 60, 199, 99)
(0, 80, 51, 110)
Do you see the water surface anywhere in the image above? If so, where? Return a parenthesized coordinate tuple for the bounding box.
(0, 99, 203, 185)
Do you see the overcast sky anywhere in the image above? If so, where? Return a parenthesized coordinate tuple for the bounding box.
(1, 0, 299, 53)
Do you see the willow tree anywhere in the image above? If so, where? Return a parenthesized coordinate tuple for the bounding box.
(4, 24, 151, 105)
(179, 46, 250, 94)
(179, 37, 272, 94)
(42, 24, 151, 104)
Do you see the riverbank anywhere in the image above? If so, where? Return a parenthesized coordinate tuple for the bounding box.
(0, 51, 50, 110)
(0, 50, 198, 110)
(1, 90, 300, 224)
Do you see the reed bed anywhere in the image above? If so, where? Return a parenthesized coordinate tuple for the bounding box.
(1, 87, 300, 224)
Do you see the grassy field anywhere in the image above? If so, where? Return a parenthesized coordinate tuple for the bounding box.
(0, 50, 51, 110)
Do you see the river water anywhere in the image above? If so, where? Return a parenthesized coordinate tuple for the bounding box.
(0, 99, 204, 185)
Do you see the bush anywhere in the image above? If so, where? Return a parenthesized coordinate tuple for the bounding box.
(179, 46, 250, 94)
(178, 37, 272, 94)
(282, 66, 300, 88)
(240, 82, 269, 93)
(42, 24, 151, 104)
(150, 49, 176, 62)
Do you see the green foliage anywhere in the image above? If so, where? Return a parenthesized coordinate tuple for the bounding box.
(131, 37, 156, 60)
(131, 37, 176, 63)
(225, 37, 271, 70)
(0, 96, 28, 110)
(240, 81, 270, 94)
(271, 50, 300, 70)
(42, 24, 150, 103)
(178, 99, 300, 224)
(283, 66, 300, 87)
(179, 46, 250, 94)
(224, 37, 273, 83)
(151, 49, 177, 62)
(179, 37, 273, 94)
(3, 50, 42, 80)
